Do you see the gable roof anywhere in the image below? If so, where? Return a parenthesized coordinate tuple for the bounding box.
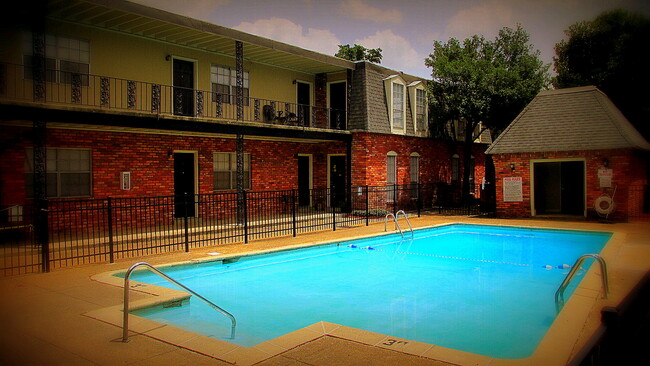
(485, 86, 650, 154)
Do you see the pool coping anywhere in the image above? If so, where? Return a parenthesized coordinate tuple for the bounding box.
(87, 222, 621, 366)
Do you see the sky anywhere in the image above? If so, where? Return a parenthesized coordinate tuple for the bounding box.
(131, 0, 650, 78)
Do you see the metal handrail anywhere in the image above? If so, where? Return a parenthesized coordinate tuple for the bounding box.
(121, 262, 236, 342)
(384, 213, 403, 237)
(395, 210, 414, 239)
(555, 254, 609, 312)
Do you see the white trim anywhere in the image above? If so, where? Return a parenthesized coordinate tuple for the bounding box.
(170, 56, 198, 90)
(297, 154, 313, 206)
(408, 83, 428, 136)
(383, 75, 407, 135)
(529, 158, 587, 217)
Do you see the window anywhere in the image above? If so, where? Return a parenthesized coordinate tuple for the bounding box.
(416, 89, 426, 131)
(410, 153, 420, 199)
(386, 151, 397, 201)
(451, 154, 460, 183)
(392, 83, 404, 129)
(213, 152, 251, 190)
(210, 65, 249, 105)
(384, 75, 407, 134)
(23, 33, 90, 85)
(25, 148, 91, 198)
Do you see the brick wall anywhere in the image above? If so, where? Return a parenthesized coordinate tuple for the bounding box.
(491, 149, 649, 220)
(0, 125, 346, 205)
(351, 131, 487, 188)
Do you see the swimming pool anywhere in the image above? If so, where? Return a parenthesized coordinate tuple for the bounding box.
(125, 224, 611, 359)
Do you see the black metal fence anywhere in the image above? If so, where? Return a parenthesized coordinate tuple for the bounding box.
(0, 183, 494, 276)
(0, 62, 345, 130)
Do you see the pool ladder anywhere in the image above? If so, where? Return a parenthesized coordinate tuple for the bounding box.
(384, 210, 413, 239)
(554, 254, 609, 313)
(121, 262, 236, 342)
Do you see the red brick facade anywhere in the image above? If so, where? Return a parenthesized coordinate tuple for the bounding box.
(1, 125, 490, 207)
(0, 125, 347, 206)
(351, 131, 487, 188)
(491, 149, 649, 220)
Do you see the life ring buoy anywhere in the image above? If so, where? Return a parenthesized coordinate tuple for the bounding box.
(594, 196, 615, 215)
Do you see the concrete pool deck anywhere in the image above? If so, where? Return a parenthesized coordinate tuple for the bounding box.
(1, 215, 648, 365)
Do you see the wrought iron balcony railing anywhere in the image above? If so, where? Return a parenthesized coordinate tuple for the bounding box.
(0, 62, 347, 130)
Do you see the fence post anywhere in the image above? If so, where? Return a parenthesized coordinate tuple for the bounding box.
(292, 189, 297, 237)
(393, 183, 397, 214)
(365, 185, 369, 226)
(183, 193, 190, 252)
(243, 190, 249, 244)
(35, 198, 49, 273)
(107, 197, 114, 263)
(417, 183, 422, 217)
(331, 186, 336, 231)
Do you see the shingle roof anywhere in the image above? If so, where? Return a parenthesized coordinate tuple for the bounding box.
(485, 86, 650, 154)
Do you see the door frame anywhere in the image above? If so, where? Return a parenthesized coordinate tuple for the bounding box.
(327, 80, 347, 129)
(327, 154, 346, 208)
(173, 150, 199, 217)
(296, 80, 313, 125)
(530, 158, 586, 217)
(171, 56, 197, 116)
(297, 154, 313, 206)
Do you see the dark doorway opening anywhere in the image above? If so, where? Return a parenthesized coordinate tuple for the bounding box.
(329, 155, 346, 209)
(297, 82, 311, 126)
(297, 156, 311, 206)
(174, 152, 195, 218)
(329, 82, 346, 129)
(173, 59, 194, 116)
(534, 161, 584, 216)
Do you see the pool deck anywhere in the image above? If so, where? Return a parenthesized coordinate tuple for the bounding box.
(1, 215, 648, 365)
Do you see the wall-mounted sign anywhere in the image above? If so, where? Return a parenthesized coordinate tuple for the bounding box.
(503, 177, 523, 202)
(598, 168, 613, 188)
(121, 172, 131, 190)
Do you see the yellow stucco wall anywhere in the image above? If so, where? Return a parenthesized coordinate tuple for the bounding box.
(1, 20, 331, 104)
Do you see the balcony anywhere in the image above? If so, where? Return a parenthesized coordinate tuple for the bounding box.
(0, 63, 347, 131)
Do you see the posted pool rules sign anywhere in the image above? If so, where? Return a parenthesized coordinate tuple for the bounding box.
(503, 177, 523, 202)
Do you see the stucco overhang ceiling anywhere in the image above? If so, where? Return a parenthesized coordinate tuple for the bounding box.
(44, 0, 354, 75)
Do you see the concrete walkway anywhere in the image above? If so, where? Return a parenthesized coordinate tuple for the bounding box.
(1, 215, 648, 365)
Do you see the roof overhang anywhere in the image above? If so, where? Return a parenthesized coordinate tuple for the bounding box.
(40, 0, 354, 75)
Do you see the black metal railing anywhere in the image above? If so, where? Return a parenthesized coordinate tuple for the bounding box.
(0, 183, 495, 276)
(0, 62, 347, 130)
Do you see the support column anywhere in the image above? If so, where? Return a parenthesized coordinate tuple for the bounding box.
(33, 120, 49, 272)
(235, 41, 246, 225)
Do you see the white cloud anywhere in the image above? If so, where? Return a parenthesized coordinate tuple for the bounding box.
(355, 30, 424, 74)
(234, 18, 341, 55)
(443, 0, 515, 41)
(339, 0, 403, 24)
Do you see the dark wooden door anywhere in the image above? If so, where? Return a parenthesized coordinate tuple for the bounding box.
(329, 82, 346, 129)
(173, 59, 194, 116)
(174, 153, 195, 218)
(297, 82, 310, 126)
(297, 156, 310, 206)
(330, 156, 346, 209)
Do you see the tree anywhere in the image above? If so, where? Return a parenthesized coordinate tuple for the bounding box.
(335, 44, 383, 63)
(426, 25, 550, 201)
(553, 9, 650, 138)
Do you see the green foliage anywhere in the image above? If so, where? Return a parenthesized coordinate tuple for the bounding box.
(553, 9, 650, 138)
(426, 25, 550, 135)
(335, 44, 383, 63)
(425, 25, 550, 201)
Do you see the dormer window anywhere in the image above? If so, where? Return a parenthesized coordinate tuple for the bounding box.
(408, 81, 428, 136)
(383, 75, 407, 134)
(392, 83, 404, 129)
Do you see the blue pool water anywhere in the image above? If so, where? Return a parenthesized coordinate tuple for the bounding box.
(126, 224, 611, 359)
